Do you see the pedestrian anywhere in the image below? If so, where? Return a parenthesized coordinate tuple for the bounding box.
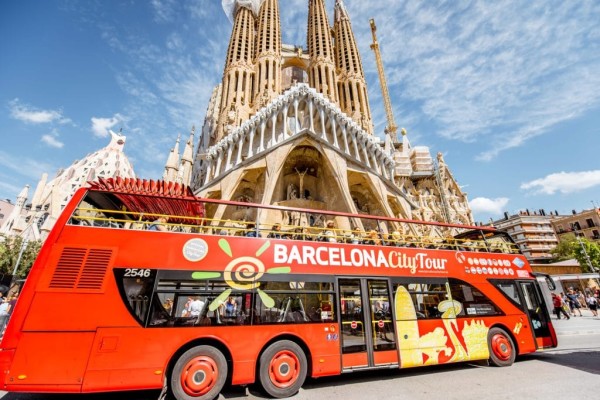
(0, 298, 11, 335)
(575, 289, 586, 308)
(7, 293, 18, 319)
(552, 293, 570, 320)
(566, 289, 583, 317)
(586, 293, 598, 317)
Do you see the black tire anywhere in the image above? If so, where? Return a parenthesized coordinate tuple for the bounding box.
(258, 340, 307, 398)
(487, 327, 516, 367)
(170, 345, 227, 400)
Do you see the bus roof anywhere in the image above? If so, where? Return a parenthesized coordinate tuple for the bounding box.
(85, 177, 497, 233)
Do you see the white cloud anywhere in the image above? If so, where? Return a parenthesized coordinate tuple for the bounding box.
(347, 0, 600, 160)
(8, 98, 71, 125)
(469, 197, 509, 216)
(151, 0, 177, 22)
(521, 170, 600, 195)
(78, 0, 600, 187)
(101, 1, 228, 151)
(0, 150, 56, 181)
(0, 179, 24, 201)
(91, 114, 125, 138)
(41, 131, 64, 148)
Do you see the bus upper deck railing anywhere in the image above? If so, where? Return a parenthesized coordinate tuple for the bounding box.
(68, 206, 519, 254)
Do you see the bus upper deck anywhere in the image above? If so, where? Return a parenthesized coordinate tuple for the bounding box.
(66, 177, 519, 255)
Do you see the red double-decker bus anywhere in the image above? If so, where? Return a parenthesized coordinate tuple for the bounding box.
(0, 178, 557, 399)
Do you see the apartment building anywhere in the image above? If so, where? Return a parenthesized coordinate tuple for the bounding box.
(491, 209, 562, 264)
(551, 208, 600, 242)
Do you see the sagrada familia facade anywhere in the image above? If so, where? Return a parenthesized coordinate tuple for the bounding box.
(180, 0, 473, 233)
(3, 0, 473, 242)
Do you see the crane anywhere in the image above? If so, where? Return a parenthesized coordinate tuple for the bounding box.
(369, 18, 398, 144)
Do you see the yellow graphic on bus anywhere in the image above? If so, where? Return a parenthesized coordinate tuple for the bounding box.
(395, 286, 424, 368)
(192, 239, 291, 310)
(394, 286, 490, 367)
(513, 322, 523, 334)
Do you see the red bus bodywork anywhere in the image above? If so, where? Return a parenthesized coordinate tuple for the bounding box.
(0, 179, 557, 397)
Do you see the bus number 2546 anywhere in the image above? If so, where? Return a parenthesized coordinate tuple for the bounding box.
(124, 268, 151, 278)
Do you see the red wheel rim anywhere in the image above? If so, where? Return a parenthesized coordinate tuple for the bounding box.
(180, 356, 220, 397)
(490, 333, 512, 361)
(268, 350, 301, 389)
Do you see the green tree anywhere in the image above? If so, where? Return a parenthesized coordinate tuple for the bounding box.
(0, 234, 42, 278)
(550, 234, 577, 261)
(551, 233, 600, 273)
(572, 237, 600, 273)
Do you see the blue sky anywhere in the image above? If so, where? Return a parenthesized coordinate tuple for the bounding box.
(1, 0, 599, 223)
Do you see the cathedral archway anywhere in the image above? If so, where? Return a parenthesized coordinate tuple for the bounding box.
(269, 144, 352, 228)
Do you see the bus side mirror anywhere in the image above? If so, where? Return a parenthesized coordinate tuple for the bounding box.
(546, 277, 556, 291)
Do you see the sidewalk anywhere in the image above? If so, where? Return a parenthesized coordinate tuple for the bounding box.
(551, 307, 600, 336)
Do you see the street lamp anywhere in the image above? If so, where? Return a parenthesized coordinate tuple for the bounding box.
(573, 226, 598, 279)
(9, 212, 42, 291)
(11, 236, 29, 278)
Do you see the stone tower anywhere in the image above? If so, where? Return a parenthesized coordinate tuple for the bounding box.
(163, 134, 181, 182)
(163, 127, 196, 186)
(216, 2, 256, 142)
(191, 0, 473, 234)
(307, 0, 338, 103)
(333, 0, 373, 134)
(254, 0, 282, 108)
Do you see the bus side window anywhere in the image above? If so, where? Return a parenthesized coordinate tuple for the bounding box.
(253, 281, 336, 325)
(393, 281, 448, 320)
(448, 279, 502, 317)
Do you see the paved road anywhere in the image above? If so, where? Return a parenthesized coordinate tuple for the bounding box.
(1, 310, 598, 400)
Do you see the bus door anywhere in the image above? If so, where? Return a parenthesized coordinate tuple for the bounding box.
(518, 280, 557, 348)
(338, 278, 398, 371)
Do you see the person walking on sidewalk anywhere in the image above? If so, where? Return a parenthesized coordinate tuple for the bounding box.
(566, 289, 583, 317)
(586, 293, 598, 317)
(552, 293, 571, 320)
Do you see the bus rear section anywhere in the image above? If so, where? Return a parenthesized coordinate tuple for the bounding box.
(0, 233, 343, 396)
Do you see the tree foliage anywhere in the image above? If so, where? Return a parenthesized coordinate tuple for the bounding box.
(550, 234, 577, 261)
(573, 238, 600, 273)
(551, 234, 600, 273)
(0, 234, 42, 278)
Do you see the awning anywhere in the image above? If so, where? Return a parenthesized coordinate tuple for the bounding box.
(87, 177, 205, 225)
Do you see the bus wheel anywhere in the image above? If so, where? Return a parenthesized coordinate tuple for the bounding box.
(170, 345, 227, 400)
(258, 340, 307, 398)
(488, 327, 516, 367)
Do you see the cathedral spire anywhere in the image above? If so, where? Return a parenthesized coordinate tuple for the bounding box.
(30, 173, 48, 210)
(307, 0, 338, 102)
(163, 134, 181, 182)
(178, 126, 195, 186)
(217, 2, 256, 141)
(334, 0, 373, 133)
(253, 0, 282, 108)
(15, 184, 29, 209)
(0, 185, 29, 235)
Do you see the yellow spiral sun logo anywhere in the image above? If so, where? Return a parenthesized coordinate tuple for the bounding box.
(192, 238, 291, 310)
(224, 256, 265, 290)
